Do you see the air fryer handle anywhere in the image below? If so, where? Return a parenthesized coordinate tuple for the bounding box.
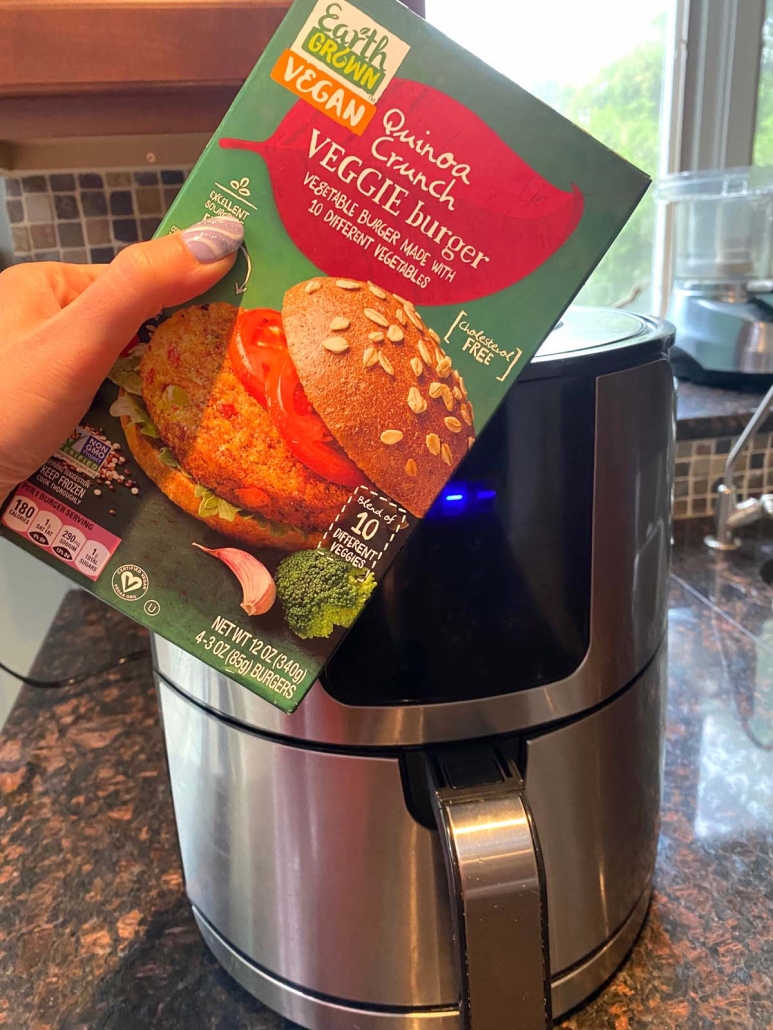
(430, 749, 552, 1030)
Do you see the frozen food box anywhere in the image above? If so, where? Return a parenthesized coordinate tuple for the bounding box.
(1, 0, 650, 712)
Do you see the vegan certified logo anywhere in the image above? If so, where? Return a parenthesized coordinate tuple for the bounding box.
(271, 0, 411, 134)
(112, 564, 149, 602)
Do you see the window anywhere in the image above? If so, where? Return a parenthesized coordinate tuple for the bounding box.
(754, 1, 773, 165)
(426, 0, 671, 311)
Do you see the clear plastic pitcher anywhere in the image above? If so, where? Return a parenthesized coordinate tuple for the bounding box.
(655, 166, 773, 283)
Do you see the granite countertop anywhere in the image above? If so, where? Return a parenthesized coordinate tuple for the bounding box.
(676, 380, 771, 440)
(1, 523, 772, 1029)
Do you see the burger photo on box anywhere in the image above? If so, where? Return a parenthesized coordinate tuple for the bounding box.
(106, 276, 475, 638)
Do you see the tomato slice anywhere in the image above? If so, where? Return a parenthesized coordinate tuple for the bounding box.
(228, 308, 287, 407)
(266, 354, 364, 489)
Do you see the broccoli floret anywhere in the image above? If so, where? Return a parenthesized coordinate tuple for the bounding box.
(275, 548, 377, 640)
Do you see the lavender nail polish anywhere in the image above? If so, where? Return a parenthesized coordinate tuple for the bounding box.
(180, 216, 244, 262)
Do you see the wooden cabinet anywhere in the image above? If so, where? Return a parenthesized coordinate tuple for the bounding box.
(0, 1, 292, 139)
(0, 0, 426, 142)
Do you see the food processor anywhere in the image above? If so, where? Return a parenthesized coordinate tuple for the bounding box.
(656, 165, 773, 385)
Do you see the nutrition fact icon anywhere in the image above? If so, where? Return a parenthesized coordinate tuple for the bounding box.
(1, 482, 121, 581)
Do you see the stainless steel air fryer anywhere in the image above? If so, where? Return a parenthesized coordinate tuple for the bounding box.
(154, 307, 675, 1030)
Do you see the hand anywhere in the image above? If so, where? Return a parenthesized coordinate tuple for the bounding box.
(0, 217, 244, 506)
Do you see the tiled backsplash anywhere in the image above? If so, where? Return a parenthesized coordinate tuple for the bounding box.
(4, 176, 770, 526)
(3, 168, 189, 264)
(674, 433, 773, 520)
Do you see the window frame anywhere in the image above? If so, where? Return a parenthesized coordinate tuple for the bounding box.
(425, 0, 770, 315)
(653, 0, 767, 314)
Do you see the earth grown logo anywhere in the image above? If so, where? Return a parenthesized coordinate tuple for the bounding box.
(272, 0, 411, 133)
(303, 5, 389, 93)
(294, 0, 411, 101)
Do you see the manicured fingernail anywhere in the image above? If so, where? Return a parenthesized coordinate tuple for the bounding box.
(180, 216, 244, 262)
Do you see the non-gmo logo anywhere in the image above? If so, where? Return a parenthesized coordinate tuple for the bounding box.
(81, 436, 111, 466)
(58, 428, 113, 476)
(111, 564, 149, 602)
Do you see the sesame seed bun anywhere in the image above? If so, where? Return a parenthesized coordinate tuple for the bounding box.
(282, 278, 475, 517)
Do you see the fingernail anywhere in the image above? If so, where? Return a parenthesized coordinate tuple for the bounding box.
(180, 216, 244, 263)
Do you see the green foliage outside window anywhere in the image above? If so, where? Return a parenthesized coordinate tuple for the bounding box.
(552, 28, 665, 308)
(754, 7, 773, 166)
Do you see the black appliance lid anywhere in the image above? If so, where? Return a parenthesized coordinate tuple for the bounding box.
(520, 307, 674, 381)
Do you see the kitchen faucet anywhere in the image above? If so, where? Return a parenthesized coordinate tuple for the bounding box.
(706, 380, 773, 550)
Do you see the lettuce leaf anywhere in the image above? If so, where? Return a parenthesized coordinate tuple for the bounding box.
(194, 484, 241, 522)
(109, 393, 159, 438)
(216, 497, 241, 522)
(158, 448, 181, 469)
(107, 345, 146, 396)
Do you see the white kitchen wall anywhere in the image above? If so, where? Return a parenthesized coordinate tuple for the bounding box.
(0, 180, 71, 727)
(0, 540, 70, 727)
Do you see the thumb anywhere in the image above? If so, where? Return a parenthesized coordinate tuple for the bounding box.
(53, 216, 244, 385)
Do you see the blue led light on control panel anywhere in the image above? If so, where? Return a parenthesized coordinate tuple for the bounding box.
(427, 482, 498, 518)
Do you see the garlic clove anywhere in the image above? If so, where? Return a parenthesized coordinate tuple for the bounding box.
(193, 543, 276, 616)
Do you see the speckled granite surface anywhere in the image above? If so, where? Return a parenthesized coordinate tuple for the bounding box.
(676, 380, 773, 440)
(562, 520, 773, 1029)
(1, 523, 772, 1029)
(0, 593, 272, 1030)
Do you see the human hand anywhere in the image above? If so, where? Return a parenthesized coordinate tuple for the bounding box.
(0, 217, 244, 505)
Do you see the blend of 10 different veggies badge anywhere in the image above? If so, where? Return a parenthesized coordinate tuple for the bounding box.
(0, 0, 650, 713)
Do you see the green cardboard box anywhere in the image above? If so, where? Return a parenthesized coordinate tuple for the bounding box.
(1, 0, 649, 712)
